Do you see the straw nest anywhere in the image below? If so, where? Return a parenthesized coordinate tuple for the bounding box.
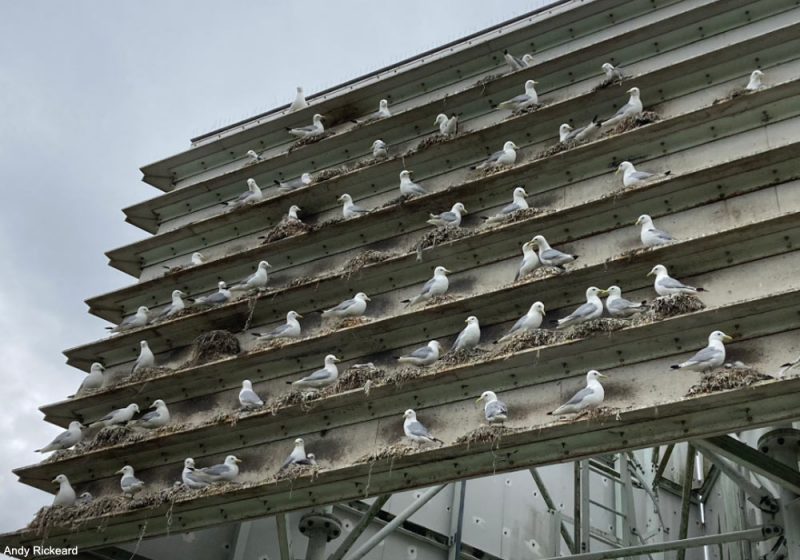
(455, 425, 522, 448)
(272, 463, 321, 482)
(322, 364, 386, 395)
(414, 226, 474, 256)
(685, 367, 772, 397)
(288, 131, 332, 152)
(260, 219, 313, 244)
(356, 443, 417, 464)
(339, 250, 399, 276)
(183, 330, 240, 367)
(604, 111, 661, 135)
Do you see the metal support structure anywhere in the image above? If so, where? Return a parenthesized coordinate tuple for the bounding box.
(328, 495, 391, 560)
(581, 460, 591, 553)
(619, 454, 637, 551)
(676, 444, 695, 560)
(758, 429, 800, 560)
(230, 521, 252, 560)
(540, 525, 783, 560)
(299, 506, 341, 560)
(447, 481, 466, 560)
(700, 435, 800, 495)
(626, 452, 667, 535)
(345, 484, 447, 560)
(530, 468, 576, 554)
(653, 445, 675, 489)
(276, 513, 292, 560)
(693, 443, 779, 513)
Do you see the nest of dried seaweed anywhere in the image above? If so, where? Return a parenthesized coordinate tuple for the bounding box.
(481, 207, 541, 227)
(125, 365, 173, 385)
(273, 463, 321, 482)
(384, 366, 432, 387)
(437, 348, 488, 368)
(536, 140, 575, 159)
(260, 219, 313, 244)
(592, 77, 625, 91)
(712, 87, 748, 105)
(686, 367, 772, 396)
(492, 329, 563, 356)
(268, 390, 322, 415)
(323, 365, 386, 394)
(561, 318, 629, 340)
(604, 111, 661, 135)
(315, 165, 350, 181)
(403, 133, 456, 157)
(474, 73, 503, 87)
(630, 294, 706, 326)
(339, 250, 398, 275)
(379, 195, 406, 209)
(250, 336, 299, 353)
(288, 131, 332, 152)
(184, 330, 240, 366)
(455, 425, 521, 448)
(511, 266, 558, 286)
(154, 307, 198, 323)
(356, 443, 416, 464)
(27, 495, 131, 534)
(471, 163, 514, 178)
(414, 226, 473, 255)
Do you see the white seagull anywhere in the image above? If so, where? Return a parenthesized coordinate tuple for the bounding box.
(135, 399, 170, 429)
(288, 354, 340, 390)
(71, 362, 106, 396)
(499, 302, 546, 342)
(434, 113, 459, 137)
(36, 421, 84, 453)
(194, 281, 232, 306)
(132, 340, 155, 374)
(515, 240, 541, 281)
(476, 391, 509, 423)
(556, 287, 608, 329)
(246, 150, 262, 164)
(531, 235, 578, 271)
(289, 86, 309, 112)
(399, 169, 427, 198)
(635, 214, 675, 247)
(398, 340, 442, 367)
(559, 117, 600, 143)
(106, 305, 149, 334)
(280, 437, 315, 469)
(601, 62, 625, 81)
(427, 202, 467, 227)
(274, 172, 313, 192)
(403, 409, 443, 445)
(225, 179, 263, 208)
(647, 265, 705, 297)
(359, 99, 391, 123)
(338, 193, 369, 219)
(322, 292, 370, 318)
(671, 331, 732, 371)
(605, 286, 647, 318)
(372, 139, 388, 159)
(550, 370, 607, 415)
(231, 260, 272, 292)
(484, 186, 529, 224)
(472, 141, 518, 170)
(182, 458, 210, 489)
(158, 290, 187, 320)
(503, 49, 531, 71)
(116, 465, 145, 496)
(404, 266, 450, 306)
(286, 205, 302, 222)
(616, 161, 665, 187)
(287, 113, 325, 138)
(495, 80, 539, 111)
(239, 379, 264, 410)
(452, 316, 481, 352)
(52, 474, 77, 507)
(601, 87, 643, 128)
(196, 455, 242, 482)
(91, 403, 140, 428)
(745, 70, 764, 92)
(253, 310, 303, 340)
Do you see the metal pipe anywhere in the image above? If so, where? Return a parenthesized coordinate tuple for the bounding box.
(575, 462, 582, 553)
(581, 460, 591, 553)
(758, 429, 800, 560)
(328, 495, 391, 560)
(694, 443, 779, 513)
(346, 484, 447, 560)
(539, 525, 782, 560)
(530, 468, 576, 553)
(448, 481, 467, 560)
(276, 515, 291, 560)
(677, 444, 696, 560)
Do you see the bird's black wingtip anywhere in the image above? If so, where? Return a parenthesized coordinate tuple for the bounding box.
(664, 170, 672, 176)
(670, 365, 680, 370)
(546, 411, 553, 416)
(273, 180, 281, 186)
(285, 381, 294, 385)
(697, 288, 708, 292)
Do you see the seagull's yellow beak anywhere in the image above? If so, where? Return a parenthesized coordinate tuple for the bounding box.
(443, 268, 452, 273)
(597, 373, 608, 378)
(295, 312, 303, 319)
(115, 468, 124, 475)
(234, 457, 242, 464)
(475, 396, 483, 404)
(598, 289, 609, 297)
(722, 334, 733, 342)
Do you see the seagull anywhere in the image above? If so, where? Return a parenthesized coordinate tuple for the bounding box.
(132, 340, 155, 374)
(601, 87, 643, 128)
(274, 172, 313, 192)
(182, 458, 210, 489)
(559, 117, 600, 143)
(550, 370, 607, 415)
(116, 465, 145, 496)
(397, 340, 442, 366)
(194, 281, 232, 306)
(338, 193, 369, 219)
(91, 403, 140, 428)
(531, 235, 578, 271)
(399, 170, 427, 198)
(601, 62, 625, 82)
(70, 362, 106, 396)
(158, 290, 187, 320)
(556, 287, 608, 328)
(106, 306, 149, 333)
(471, 141, 519, 170)
(403, 409, 443, 445)
(647, 265, 706, 296)
(452, 316, 481, 352)
(495, 80, 539, 111)
(36, 421, 84, 453)
(286, 205, 302, 222)
(434, 113, 459, 137)
(224, 179, 263, 208)
(246, 150, 262, 164)
(231, 260, 272, 292)
(671, 331, 732, 371)
(777, 355, 800, 378)
(196, 455, 242, 483)
(280, 438, 315, 469)
(76, 491, 93, 506)
(289, 86, 309, 112)
(287, 113, 325, 138)
(503, 49, 530, 71)
(239, 380, 264, 410)
(605, 286, 647, 318)
(476, 391, 508, 424)
(745, 70, 765, 92)
(483, 186, 529, 224)
(191, 252, 207, 266)
(403, 266, 450, 306)
(288, 354, 340, 390)
(322, 292, 370, 318)
(51, 474, 77, 507)
(635, 214, 675, 247)
(306, 453, 318, 466)
(358, 99, 391, 123)
(135, 399, 170, 429)
(427, 202, 467, 227)
(498, 302, 546, 342)
(252, 310, 303, 340)
(515, 241, 541, 281)
(616, 161, 665, 187)
(372, 139, 388, 159)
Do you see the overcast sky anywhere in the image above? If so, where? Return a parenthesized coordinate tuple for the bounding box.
(0, 0, 549, 540)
